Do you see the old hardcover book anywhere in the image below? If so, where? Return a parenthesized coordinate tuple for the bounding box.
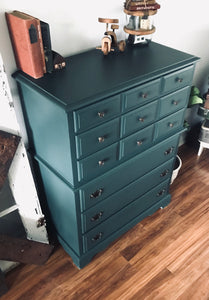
(5, 10, 46, 79)
(40, 21, 53, 73)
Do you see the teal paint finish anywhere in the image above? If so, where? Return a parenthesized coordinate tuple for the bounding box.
(13, 43, 199, 268)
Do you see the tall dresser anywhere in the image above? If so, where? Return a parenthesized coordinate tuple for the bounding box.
(13, 42, 199, 268)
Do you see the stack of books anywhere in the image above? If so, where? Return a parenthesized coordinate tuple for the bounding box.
(5, 11, 53, 79)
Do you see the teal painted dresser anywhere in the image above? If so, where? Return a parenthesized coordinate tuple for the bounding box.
(13, 42, 199, 268)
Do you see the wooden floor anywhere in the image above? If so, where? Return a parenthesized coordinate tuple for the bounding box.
(2, 143, 209, 300)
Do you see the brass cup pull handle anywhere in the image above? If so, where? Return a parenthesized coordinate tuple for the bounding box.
(91, 211, 104, 222)
(137, 140, 143, 146)
(98, 112, 105, 118)
(98, 160, 105, 166)
(91, 232, 103, 242)
(138, 117, 145, 122)
(98, 136, 105, 143)
(90, 188, 103, 199)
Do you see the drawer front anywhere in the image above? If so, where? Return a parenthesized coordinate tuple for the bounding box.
(77, 143, 119, 182)
(120, 124, 154, 159)
(123, 79, 161, 111)
(122, 100, 158, 137)
(159, 86, 190, 118)
(81, 159, 174, 233)
(75, 119, 120, 159)
(82, 180, 170, 251)
(163, 65, 194, 94)
(156, 109, 185, 140)
(79, 132, 180, 211)
(73, 94, 121, 133)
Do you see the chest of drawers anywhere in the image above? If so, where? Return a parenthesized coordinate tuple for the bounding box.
(13, 42, 198, 268)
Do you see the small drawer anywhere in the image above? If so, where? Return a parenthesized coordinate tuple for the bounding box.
(120, 124, 154, 159)
(159, 86, 190, 118)
(122, 100, 158, 137)
(79, 132, 180, 212)
(75, 119, 120, 159)
(73, 94, 121, 133)
(163, 65, 194, 94)
(123, 79, 161, 111)
(155, 109, 185, 140)
(82, 180, 170, 252)
(81, 159, 174, 233)
(77, 143, 119, 182)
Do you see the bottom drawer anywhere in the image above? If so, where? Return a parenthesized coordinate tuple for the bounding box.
(81, 159, 174, 233)
(82, 179, 170, 252)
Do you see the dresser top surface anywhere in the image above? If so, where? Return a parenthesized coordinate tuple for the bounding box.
(13, 42, 199, 110)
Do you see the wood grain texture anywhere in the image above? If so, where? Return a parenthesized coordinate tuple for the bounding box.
(2, 144, 209, 300)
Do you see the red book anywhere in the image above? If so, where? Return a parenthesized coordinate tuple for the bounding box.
(5, 11, 46, 79)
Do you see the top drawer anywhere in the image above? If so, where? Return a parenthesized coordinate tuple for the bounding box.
(73, 94, 121, 133)
(123, 79, 161, 111)
(163, 65, 194, 94)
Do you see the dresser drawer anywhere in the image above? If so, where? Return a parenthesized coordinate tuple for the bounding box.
(122, 100, 158, 137)
(75, 119, 120, 159)
(163, 65, 194, 94)
(77, 143, 119, 182)
(82, 180, 170, 251)
(79, 132, 180, 211)
(120, 124, 154, 159)
(81, 159, 174, 233)
(73, 94, 121, 133)
(155, 109, 185, 140)
(123, 79, 161, 111)
(159, 86, 190, 118)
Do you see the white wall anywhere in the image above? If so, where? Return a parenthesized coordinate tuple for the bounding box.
(1, 0, 209, 137)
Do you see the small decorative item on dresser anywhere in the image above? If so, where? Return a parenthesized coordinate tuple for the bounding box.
(124, 0, 161, 45)
(96, 18, 126, 55)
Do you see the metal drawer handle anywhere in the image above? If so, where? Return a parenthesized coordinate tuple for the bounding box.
(98, 160, 105, 166)
(177, 77, 183, 83)
(91, 211, 104, 222)
(90, 188, 103, 199)
(164, 147, 174, 155)
(157, 189, 166, 197)
(137, 140, 143, 146)
(169, 122, 174, 128)
(138, 117, 145, 122)
(141, 93, 148, 99)
(172, 100, 179, 105)
(91, 232, 103, 242)
(98, 112, 105, 118)
(98, 136, 105, 143)
(160, 169, 169, 177)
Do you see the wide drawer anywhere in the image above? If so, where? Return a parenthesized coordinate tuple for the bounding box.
(159, 86, 190, 118)
(79, 132, 180, 211)
(81, 159, 174, 233)
(73, 94, 121, 133)
(120, 124, 154, 159)
(122, 100, 158, 137)
(163, 65, 194, 94)
(77, 143, 119, 182)
(155, 109, 185, 140)
(123, 78, 161, 111)
(75, 118, 120, 159)
(82, 180, 170, 252)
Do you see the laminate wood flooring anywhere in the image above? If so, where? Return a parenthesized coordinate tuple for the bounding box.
(2, 144, 209, 300)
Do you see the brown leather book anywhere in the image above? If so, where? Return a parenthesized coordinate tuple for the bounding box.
(5, 11, 46, 79)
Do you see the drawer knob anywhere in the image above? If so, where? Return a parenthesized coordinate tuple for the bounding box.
(169, 122, 174, 128)
(157, 189, 166, 197)
(98, 160, 105, 166)
(98, 112, 105, 118)
(177, 78, 183, 83)
(138, 117, 145, 122)
(90, 188, 103, 199)
(137, 140, 143, 146)
(172, 100, 179, 105)
(160, 169, 169, 177)
(141, 93, 148, 99)
(164, 147, 174, 155)
(91, 232, 103, 242)
(91, 211, 104, 222)
(98, 136, 105, 143)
